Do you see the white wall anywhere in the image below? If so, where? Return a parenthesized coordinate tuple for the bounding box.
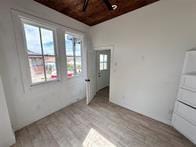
(0, 0, 90, 130)
(90, 0, 196, 125)
(1, 0, 196, 134)
(0, 75, 15, 147)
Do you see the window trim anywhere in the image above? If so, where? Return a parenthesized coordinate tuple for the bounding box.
(65, 33, 83, 79)
(12, 10, 85, 91)
(21, 19, 60, 86)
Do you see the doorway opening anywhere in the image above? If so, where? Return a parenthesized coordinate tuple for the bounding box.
(96, 49, 111, 102)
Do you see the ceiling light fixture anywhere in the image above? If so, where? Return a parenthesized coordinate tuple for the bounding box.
(112, 4, 118, 10)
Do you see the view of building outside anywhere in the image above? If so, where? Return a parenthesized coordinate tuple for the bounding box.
(24, 23, 57, 84)
(23, 22, 82, 83)
(65, 34, 82, 78)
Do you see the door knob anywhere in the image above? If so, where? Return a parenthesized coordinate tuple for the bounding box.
(85, 79, 90, 82)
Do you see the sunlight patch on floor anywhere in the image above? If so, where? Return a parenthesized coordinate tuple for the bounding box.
(83, 128, 116, 147)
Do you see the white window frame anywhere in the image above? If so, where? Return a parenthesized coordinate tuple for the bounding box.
(12, 10, 85, 91)
(21, 19, 60, 86)
(12, 10, 61, 90)
(99, 54, 108, 71)
(65, 32, 83, 78)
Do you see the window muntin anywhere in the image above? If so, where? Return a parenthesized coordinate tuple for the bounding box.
(23, 23, 58, 84)
(100, 54, 108, 70)
(65, 34, 82, 78)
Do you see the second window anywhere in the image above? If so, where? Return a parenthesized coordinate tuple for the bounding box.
(65, 34, 82, 78)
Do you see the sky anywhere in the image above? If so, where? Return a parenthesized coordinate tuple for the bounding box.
(24, 24, 81, 56)
(65, 34, 74, 56)
(24, 24, 55, 55)
(65, 34, 81, 56)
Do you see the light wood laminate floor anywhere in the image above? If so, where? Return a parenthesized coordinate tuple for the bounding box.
(12, 87, 195, 147)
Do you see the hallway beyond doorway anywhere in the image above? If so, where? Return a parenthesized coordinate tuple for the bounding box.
(92, 87, 109, 104)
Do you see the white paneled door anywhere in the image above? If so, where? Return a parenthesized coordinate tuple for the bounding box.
(86, 49, 96, 105)
(96, 50, 110, 92)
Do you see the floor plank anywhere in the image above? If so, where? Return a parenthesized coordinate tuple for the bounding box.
(12, 87, 195, 147)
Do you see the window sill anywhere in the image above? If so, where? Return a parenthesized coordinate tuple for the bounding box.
(30, 79, 60, 87)
(67, 74, 82, 80)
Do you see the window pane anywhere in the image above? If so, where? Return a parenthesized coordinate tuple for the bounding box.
(41, 28, 55, 55)
(75, 39, 81, 56)
(100, 54, 104, 62)
(65, 34, 74, 56)
(100, 63, 104, 70)
(24, 24, 42, 55)
(76, 57, 82, 74)
(103, 62, 107, 70)
(44, 56, 57, 81)
(67, 57, 74, 78)
(104, 55, 108, 62)
(28, 55, 45, 83)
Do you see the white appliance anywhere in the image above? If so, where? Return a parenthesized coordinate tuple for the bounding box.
(172, 49, 196, 144)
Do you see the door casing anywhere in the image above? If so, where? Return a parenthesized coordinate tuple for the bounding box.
(94, 46, 114, 101)
(96, 50, 111, 91)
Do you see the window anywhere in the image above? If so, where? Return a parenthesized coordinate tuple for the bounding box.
(65, 34, 82, 78)
(23, 23, 58, 84)
(100, 54, 108, 70)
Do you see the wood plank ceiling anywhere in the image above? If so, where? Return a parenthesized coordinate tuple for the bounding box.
(34, 0, 159, 26)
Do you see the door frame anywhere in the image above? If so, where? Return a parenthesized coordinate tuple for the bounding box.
(94, 46, 114, 101)
(96, 50, 110, 92)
